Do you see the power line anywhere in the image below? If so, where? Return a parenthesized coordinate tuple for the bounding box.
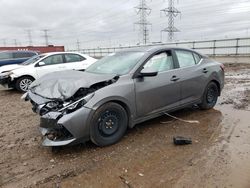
(161, 0, 181, 42)
(134, 0, 152, 45)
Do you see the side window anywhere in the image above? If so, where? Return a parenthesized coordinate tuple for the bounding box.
(175, 50, 196, 68)
(0, 52, 12, 60)
(65, 54, 85, 63)
(144, 52, 174, 72)
(193, 53, 201, 64)
(13, 52, 34, 58)
(42, 55, 64, 65)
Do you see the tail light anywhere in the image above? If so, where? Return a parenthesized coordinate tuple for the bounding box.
(220, 64, 225, 71)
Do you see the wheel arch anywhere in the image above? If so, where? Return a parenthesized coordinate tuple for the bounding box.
(210, 79, 221, 96)
(91, 97, 134, 129)
(13, 75, 35, 92)
(14, 75, 35, 82)
(109, 100, 132, 128)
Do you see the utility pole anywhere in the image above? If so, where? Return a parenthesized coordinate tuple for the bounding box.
(26, 29, 33, 46)
(76, 39, 81, 52)
(42, 29, 50, 46)
(161, 0, 181, 42)
(14, 39, 17, 47)
(134, 0, 152, 45)
(2, 39, 6, 47)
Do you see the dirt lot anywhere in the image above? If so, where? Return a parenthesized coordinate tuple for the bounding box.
(0, 64, 250, 188)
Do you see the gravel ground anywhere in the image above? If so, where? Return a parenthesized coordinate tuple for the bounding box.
(0, 64, 250, 188)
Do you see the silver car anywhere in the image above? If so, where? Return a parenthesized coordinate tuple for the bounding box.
(24, 47, 224, 147)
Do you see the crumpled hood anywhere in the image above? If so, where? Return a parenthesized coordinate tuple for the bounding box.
(0, 64, 24, 73)
(29, 70, 117, 100)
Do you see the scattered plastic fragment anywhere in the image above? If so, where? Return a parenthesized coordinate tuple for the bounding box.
(173, 136, 192, 145)
(138, 173, 144, 177)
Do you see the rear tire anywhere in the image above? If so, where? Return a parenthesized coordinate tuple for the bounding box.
(199, 82, 219, 110)
(15, 76, 34, 92)
(90, 102, 128, 147)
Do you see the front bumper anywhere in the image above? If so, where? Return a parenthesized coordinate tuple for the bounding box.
(0, 75, 12, 88)
(39, 107, 93, 146)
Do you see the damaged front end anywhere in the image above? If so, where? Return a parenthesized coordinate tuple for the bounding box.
(0, 72, 14, 88)
(23, 71, 119, 146)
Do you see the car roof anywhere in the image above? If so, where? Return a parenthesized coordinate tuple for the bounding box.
(41, 52, 83, 56)
(118, 46, 204, 56)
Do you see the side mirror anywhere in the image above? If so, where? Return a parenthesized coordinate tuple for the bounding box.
(38, 61, 45, 66)
(138, 67, 158, 77)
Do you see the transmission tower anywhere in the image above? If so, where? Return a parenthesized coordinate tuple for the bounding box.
(14, 39, 17, 47)
(26, 30, 33, 46)
(134, 0, 152, 45)
(76, 39, 81, 52)
(161, 0, 181, 42)
(42, 29, 50, 46)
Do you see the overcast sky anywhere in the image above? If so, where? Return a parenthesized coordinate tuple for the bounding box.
(0, 0, 250, 50)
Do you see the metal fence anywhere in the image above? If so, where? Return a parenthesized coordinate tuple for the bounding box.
(79, 37, 250, 58)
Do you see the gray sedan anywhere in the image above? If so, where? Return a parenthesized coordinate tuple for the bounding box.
(24, 47, 224, 147)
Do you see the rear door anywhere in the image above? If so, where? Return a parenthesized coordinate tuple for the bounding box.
(173, 49, 207, 105)
(35, 54, 65, 78)
(63, 53, 87, 71)
(134, 50, 181, 117)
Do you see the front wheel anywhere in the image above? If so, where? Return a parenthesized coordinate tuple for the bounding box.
(199, 82, 219, 110)
(90, 102, 128, 147)
(15, 76, 34, 92)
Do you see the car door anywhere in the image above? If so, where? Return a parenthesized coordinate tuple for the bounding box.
(35, 54, 65, 78)
(134, 50, 181, 117)
(174, 50, 207, 105)
(63, 53, 87, 71)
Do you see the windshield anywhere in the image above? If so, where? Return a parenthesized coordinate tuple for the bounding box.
(21, 55, 44, 65)
(85, 52, 145, 75)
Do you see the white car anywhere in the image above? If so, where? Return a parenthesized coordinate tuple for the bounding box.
(0, 52, 97, 92)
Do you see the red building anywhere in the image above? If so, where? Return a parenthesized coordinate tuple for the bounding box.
(0, 45, 65, 53)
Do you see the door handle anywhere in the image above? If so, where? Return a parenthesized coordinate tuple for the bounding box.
(202, 68, 208, 73)
(170, 75, 180, 82)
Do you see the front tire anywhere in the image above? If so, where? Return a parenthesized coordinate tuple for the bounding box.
(199, 82, 219, 110)
(15, 76, 34, 92)
(90, 102, 128, 147)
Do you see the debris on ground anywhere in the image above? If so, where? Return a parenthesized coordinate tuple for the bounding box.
(119, 176, 132, 188)
(173, 136, 192, 145)
(138, 173, 144, 177)
(164, 113, 200, 124)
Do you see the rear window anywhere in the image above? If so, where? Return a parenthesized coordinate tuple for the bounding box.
(13, 52, 36, 58)
(175, 50, 196, 68)
(193, 53, 202, 64)
(65, 54, 85, 63)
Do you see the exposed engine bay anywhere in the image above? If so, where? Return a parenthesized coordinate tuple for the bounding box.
(23, 70, 119, 116)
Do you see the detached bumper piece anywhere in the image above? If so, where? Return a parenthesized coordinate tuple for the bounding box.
(40, 112, 75, 146)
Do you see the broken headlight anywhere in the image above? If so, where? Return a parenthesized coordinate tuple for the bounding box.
(46, 101, 60, 109)
(59, 93, 94, 113)
(0, 71, 13, 78)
